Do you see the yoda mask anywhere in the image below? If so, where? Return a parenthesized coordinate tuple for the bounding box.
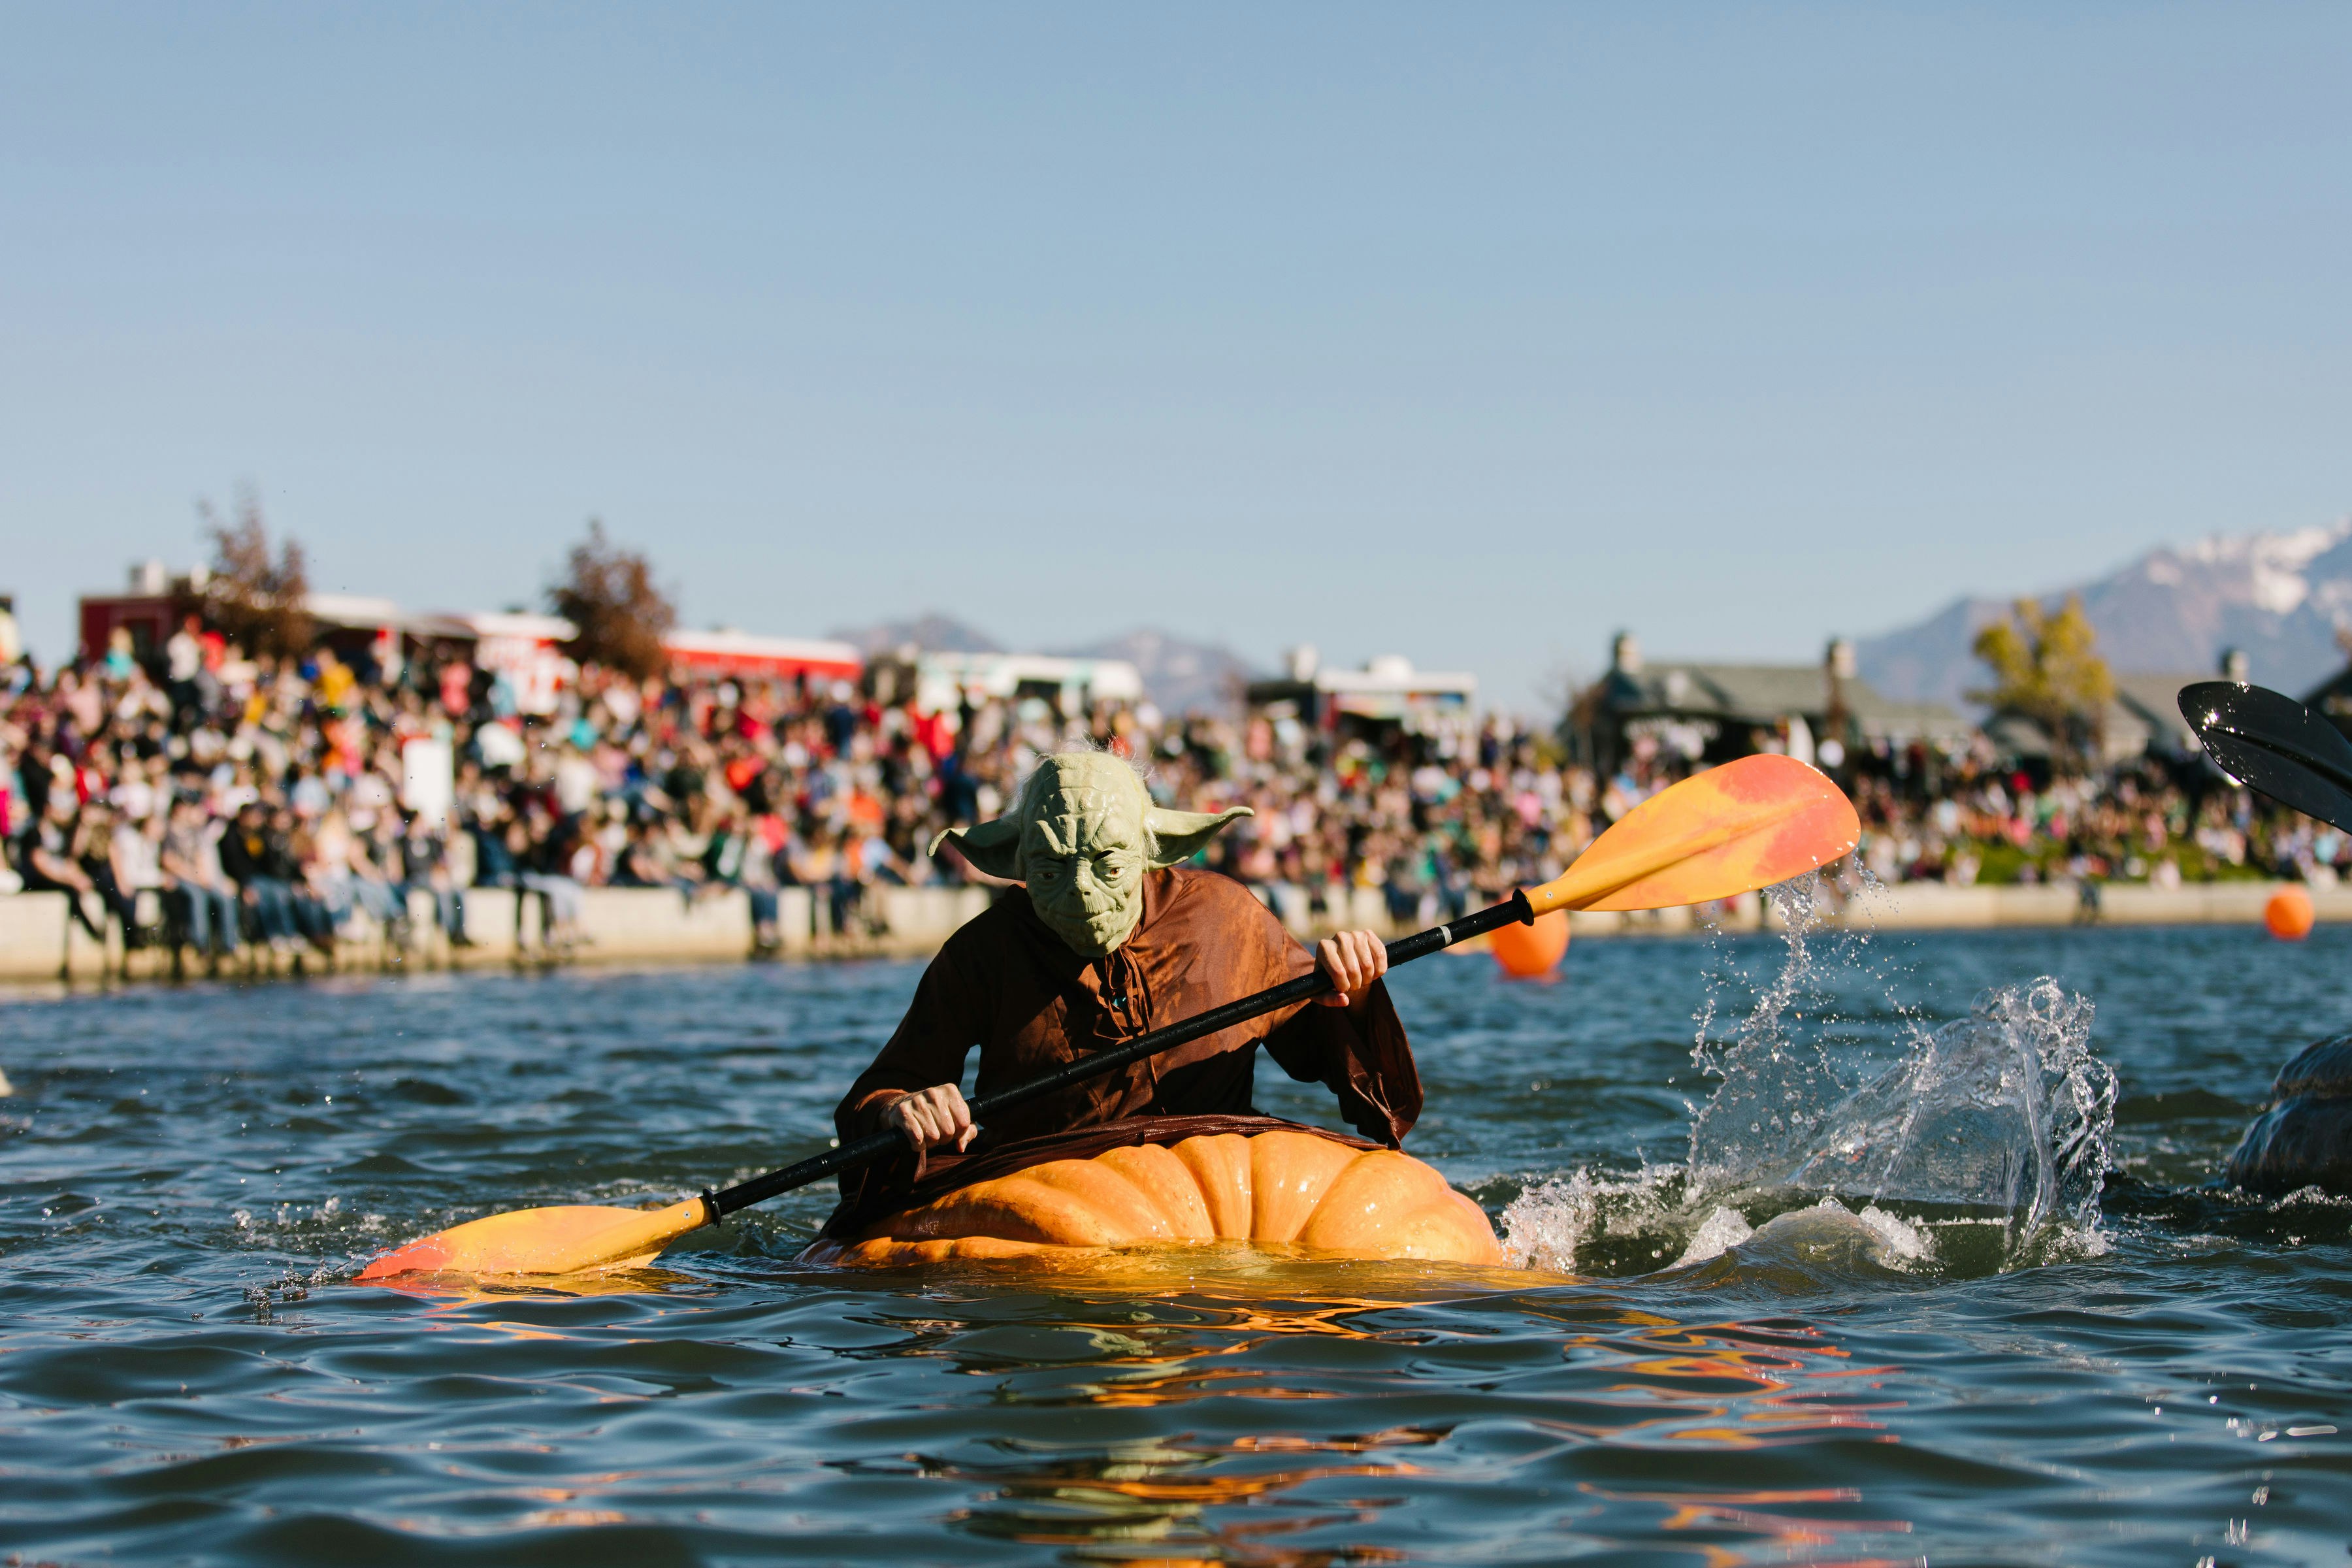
(930, 752, 1250, 957)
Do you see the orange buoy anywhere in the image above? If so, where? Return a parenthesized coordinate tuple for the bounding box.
(1488, 907, 1571, 977)
(2265, 885, 2316, 941)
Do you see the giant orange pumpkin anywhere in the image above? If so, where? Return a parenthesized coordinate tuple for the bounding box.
(802, 1129, 1503, 1267)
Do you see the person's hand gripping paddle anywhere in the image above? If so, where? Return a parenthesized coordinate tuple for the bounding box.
(355, 752, 1860, 1281)
(2178, 680, 2352, 834)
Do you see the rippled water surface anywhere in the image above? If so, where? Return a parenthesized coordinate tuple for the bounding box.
(5, 919, 2351, 1565)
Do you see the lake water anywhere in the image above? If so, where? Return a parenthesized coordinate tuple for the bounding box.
(3, 913, 2349, 1565)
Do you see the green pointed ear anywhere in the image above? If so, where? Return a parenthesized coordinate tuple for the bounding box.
(1143, 805, 1252, 868)
(930, 817, 1023, 880)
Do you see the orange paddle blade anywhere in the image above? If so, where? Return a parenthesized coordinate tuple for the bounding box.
(1527, 753, 1858, 916)
(353, 1196, 711, 1281)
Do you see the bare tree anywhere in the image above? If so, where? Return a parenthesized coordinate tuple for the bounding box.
(198, 486, 313, 661)
(549, 520, 676, 681)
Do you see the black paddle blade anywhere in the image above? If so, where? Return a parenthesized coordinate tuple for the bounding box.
(2178, 680, 2352, 834)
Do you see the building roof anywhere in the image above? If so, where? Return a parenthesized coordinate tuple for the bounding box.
(664, 629, 862, 676)
(412, 610, 580, 643)
(1597, 661, 1970, 742)
(1979, 674, 2203, 765)
(1251, 655, 1474, 698)
(1982, 710, 2055, 760)
(1245, 655, 1477, 726)
(2302, 659, 2352, 720)
(302, 593, 405, 630)
(2107, 673, 2201, 756)
(915, 650, 1145, 704)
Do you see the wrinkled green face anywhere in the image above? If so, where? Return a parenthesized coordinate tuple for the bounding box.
(1018, 755, 1152, 957)
(929, 750, 1252, 958)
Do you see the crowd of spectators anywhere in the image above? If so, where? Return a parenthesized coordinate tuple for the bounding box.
(1833, 738, 2348, 890)
(0, 621, 2336, 972)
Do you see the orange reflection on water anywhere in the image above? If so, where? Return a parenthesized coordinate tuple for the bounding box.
(956, 1294, 1413, 1410)
(368, 1264, 697, 1309)
(1230, 1426, 1450, 1456)
(1036, 1458, 1421, 1506)
(348, 1265, 718, 1352)
(1539, 1322, 1919, 1561)
(1588, 1482, 1914, 1548)
(1595, 1494, 1918, 1568)
(375, 1258, 1921, 1561)
(1547, 1318, 1904, 1450)
(933, 1437, 1419, 1567)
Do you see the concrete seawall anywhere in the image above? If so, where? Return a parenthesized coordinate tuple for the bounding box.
(1, 878, 2340, 985)
(0, 884, 990, 984)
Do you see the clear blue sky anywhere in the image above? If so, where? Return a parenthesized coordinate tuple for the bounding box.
(3, 4, 2347, 710)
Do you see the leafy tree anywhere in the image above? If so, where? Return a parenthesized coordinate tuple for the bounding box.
(1970, 595, 2114, 765)
(549, 520, 676, 681)
(198, 487, 313, 661)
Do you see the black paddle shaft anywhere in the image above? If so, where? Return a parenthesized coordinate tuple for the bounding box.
(704, 890, 1537, 1219)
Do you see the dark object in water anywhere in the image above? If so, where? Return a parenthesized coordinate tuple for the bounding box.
(2224, 1036, 2352, 1194)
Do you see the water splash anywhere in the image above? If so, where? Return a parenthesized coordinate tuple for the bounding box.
(1754, 979, 2115, 1246)
(1501, 1164, 1690, 1274)
(1671, 1205, 1755, 1266)
(1687, 872, 1927, 1179)
(1675, 1198, 1935, 1271)
(1503, 874, 2117, 1277)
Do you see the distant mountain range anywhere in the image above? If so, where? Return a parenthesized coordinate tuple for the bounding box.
(1857, 518, 2352, 711)
(1060, 628, 1261, 717)
(826, 613, 1262, 716)
(827, 613, 1003, 658)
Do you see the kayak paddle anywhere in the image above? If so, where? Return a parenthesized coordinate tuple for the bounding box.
(355, 751, 1859, 1281)
(2178, 680, 2352, 834)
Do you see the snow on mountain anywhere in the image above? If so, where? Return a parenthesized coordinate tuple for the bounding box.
(1856, 517, 2352, 710)
(825, 613, 1003, 657)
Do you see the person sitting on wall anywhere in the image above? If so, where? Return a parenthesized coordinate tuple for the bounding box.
(219, 800, 305, 954)
(160, 793, 240, 967)
(20, 794, 106, 941)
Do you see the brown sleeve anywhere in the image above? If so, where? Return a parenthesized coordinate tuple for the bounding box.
(1215, 883, 1420, 1147)
(834, 934, 988, 1142)
(1260, 978, 1422, 1147)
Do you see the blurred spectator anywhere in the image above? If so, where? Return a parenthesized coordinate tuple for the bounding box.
(104, 800, 167, 949)
(160, 794, 240, 966)
(396, 809, 470, 947)
(22, 794, 107, 940)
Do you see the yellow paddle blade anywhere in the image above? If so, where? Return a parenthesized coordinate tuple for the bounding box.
(1527, 753, 1858, 917)
(353, 1196, 711, 1281)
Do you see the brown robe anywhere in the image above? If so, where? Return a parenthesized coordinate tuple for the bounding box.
(830, 866, 1422, 1218)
